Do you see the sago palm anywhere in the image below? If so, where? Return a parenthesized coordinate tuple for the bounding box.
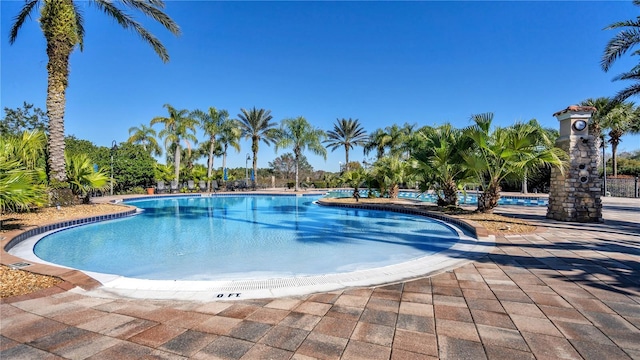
(151, 104, 198, 184)
(324, 118, 368, 171)
(237, 107, 277, 187)
(276, 116, 327, 191)
(9, 0, 180, 182)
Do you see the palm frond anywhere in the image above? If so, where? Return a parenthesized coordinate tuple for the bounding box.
(612, 83, 640, 104)
(73, 2, 86, 50)
(93, 0, 173, 62)
(9, 0, 39, 44)
(601, 27, 640, 72)
(120, 0, 180, 35)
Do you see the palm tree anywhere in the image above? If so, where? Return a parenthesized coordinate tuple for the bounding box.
(462, 113, 567, 213)
(509, 119, 557, 194)
(601, 0, 640, 103)
(364, 128, 391, 160)
(371, 155, 415, 199)
(579, 97, 615, 143)
(217, 118, 242, 180)
(0, 130, 49, 215)
(276, 116, 327, 191)
(65, 153, 109, 203)
(151, 104, 198, 184)
(411, 124, 474, 206)
(237, 107, 278, 187)
(341, 168, 367, 201)
(394, 123, 417, 158)
(127, 124, 162, 157)
(193, 107, 229, 190)
(324, 118, 368, 172)
(604, 102, 639, 176)
(9, 0, 180, 183)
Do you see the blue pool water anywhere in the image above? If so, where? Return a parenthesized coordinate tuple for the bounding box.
(326, 190, 549, 206)
(33, 195, 461, 281)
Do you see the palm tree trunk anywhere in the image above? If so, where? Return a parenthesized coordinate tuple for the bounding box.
(174, 144, 181, 184)
(252, 153, 257, 190)
(345, 145, 350, 172)
(222, 145, 228, 179)
(611, 142, 618, 177)
(45, 32, 74, 183)
(478, 181, 501, 213)
(207, 139, 214, 191)
(441, 179, 458, 207)
(522, 173, 528, 194)
(294, 151, 300, 192)
(389, 184, 400, 199)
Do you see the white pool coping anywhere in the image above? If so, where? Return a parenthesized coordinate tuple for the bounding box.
(9, 216, 494, 302)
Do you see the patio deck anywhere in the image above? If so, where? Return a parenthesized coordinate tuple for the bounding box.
(1, 195, 639, 359)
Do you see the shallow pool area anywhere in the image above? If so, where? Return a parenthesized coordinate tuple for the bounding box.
(9, 194, 492, 300)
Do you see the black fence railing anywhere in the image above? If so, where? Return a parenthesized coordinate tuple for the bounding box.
(604, 177, 639, 198)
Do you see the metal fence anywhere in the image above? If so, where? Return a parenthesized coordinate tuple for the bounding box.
(605, 177, 639, 198)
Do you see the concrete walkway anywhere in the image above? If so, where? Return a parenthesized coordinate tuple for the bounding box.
(1, 197, 639, 359)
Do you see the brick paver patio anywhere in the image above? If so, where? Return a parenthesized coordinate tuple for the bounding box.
(2, 196, 639, 359)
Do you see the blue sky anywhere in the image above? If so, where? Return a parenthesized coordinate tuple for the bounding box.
(2, 1, 639, 172)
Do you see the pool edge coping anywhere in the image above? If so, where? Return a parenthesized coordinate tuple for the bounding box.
(1, 203, 138, 298)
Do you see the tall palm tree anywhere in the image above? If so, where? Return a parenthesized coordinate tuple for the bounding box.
(193, 107, 229, 190)
(9, 0, 180, 183)
(151, 104, 198, 184)
(127, 124, 162, 157)
(276, 116, 327, 191)
(604, 102, 639, 176)
(462, 113, 566, 213)
(237, 107, 278, 187)
(364, 128, 391, 160)
(218, 118, 242, 178)
(601, 0, 640, 103)
(395, 123, 417, 158)
(324, 118, 368, 172)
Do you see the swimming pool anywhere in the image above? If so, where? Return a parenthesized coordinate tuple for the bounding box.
(11, 194, 490, 300)
(326, 190, 549, 206)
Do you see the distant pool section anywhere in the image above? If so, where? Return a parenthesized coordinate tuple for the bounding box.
(325, 190, 549, 207)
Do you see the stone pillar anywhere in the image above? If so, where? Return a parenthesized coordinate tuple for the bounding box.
(547, 105, 602, 222)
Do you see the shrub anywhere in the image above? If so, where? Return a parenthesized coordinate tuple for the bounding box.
(312, 181, 327, 188)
